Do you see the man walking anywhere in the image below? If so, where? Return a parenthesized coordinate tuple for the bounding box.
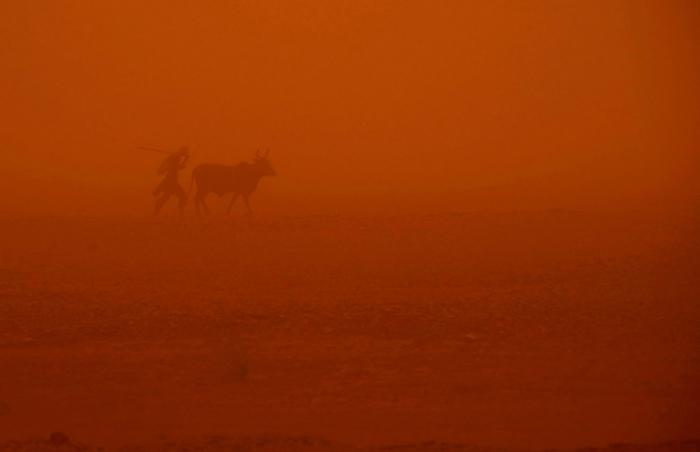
(153, 146, 190, 216)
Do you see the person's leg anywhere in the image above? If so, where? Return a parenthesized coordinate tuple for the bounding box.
(153, 180, 164, 197)
(175, 185, 187, 218)
(153, 193, 170, 215)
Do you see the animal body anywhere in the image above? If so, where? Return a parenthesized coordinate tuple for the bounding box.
(190, 151, 276, 215)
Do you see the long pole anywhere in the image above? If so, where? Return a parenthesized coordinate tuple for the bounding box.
(138, 146, 173, 154)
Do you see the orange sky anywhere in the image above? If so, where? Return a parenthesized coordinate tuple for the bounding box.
(1, 1, 698, 215)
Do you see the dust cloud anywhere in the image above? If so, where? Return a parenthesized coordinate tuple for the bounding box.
(0, 1, 699, 451)
(0, 1, 698, 216)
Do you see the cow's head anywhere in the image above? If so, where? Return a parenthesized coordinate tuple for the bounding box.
(254, 149, 276, 176)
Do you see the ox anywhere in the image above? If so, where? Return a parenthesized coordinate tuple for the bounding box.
(190, 150, 276, 215)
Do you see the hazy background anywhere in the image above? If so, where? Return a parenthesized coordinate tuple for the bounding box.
(1, 0, 699, 216)
(2, 3, 700, 448)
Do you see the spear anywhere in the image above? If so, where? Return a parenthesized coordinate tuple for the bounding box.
(138, 146, 174, 154)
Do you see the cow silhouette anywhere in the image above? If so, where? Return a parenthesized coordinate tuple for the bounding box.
(190, 150, 276, 215)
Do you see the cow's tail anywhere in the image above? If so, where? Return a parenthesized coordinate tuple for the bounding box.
(187, 170, 196, 197)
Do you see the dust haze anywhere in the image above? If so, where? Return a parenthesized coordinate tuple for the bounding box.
(0, 1, 699, 451)
(1, 1, 698, 215)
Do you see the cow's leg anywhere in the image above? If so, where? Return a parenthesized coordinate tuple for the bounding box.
(199, 193, 211, 215)
(153, 193, 171, 215)
(227, 193, 239, 214)
(195, 195, 210, 216)
(194, 191, 203, 216)
(243, 195, 252, 215)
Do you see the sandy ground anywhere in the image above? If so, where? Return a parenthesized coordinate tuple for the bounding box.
(0, 211, 698, 451)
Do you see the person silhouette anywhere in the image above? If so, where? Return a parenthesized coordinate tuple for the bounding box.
(153, 146, 190, 216)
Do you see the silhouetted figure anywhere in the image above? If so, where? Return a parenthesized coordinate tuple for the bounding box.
(153, 146, 190, 216)
(190, 150, 276, 215)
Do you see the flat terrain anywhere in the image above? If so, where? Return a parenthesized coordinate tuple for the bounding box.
(0, 211, 698, 451)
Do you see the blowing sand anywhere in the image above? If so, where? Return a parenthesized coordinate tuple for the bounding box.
(0, 211, 698, 451)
